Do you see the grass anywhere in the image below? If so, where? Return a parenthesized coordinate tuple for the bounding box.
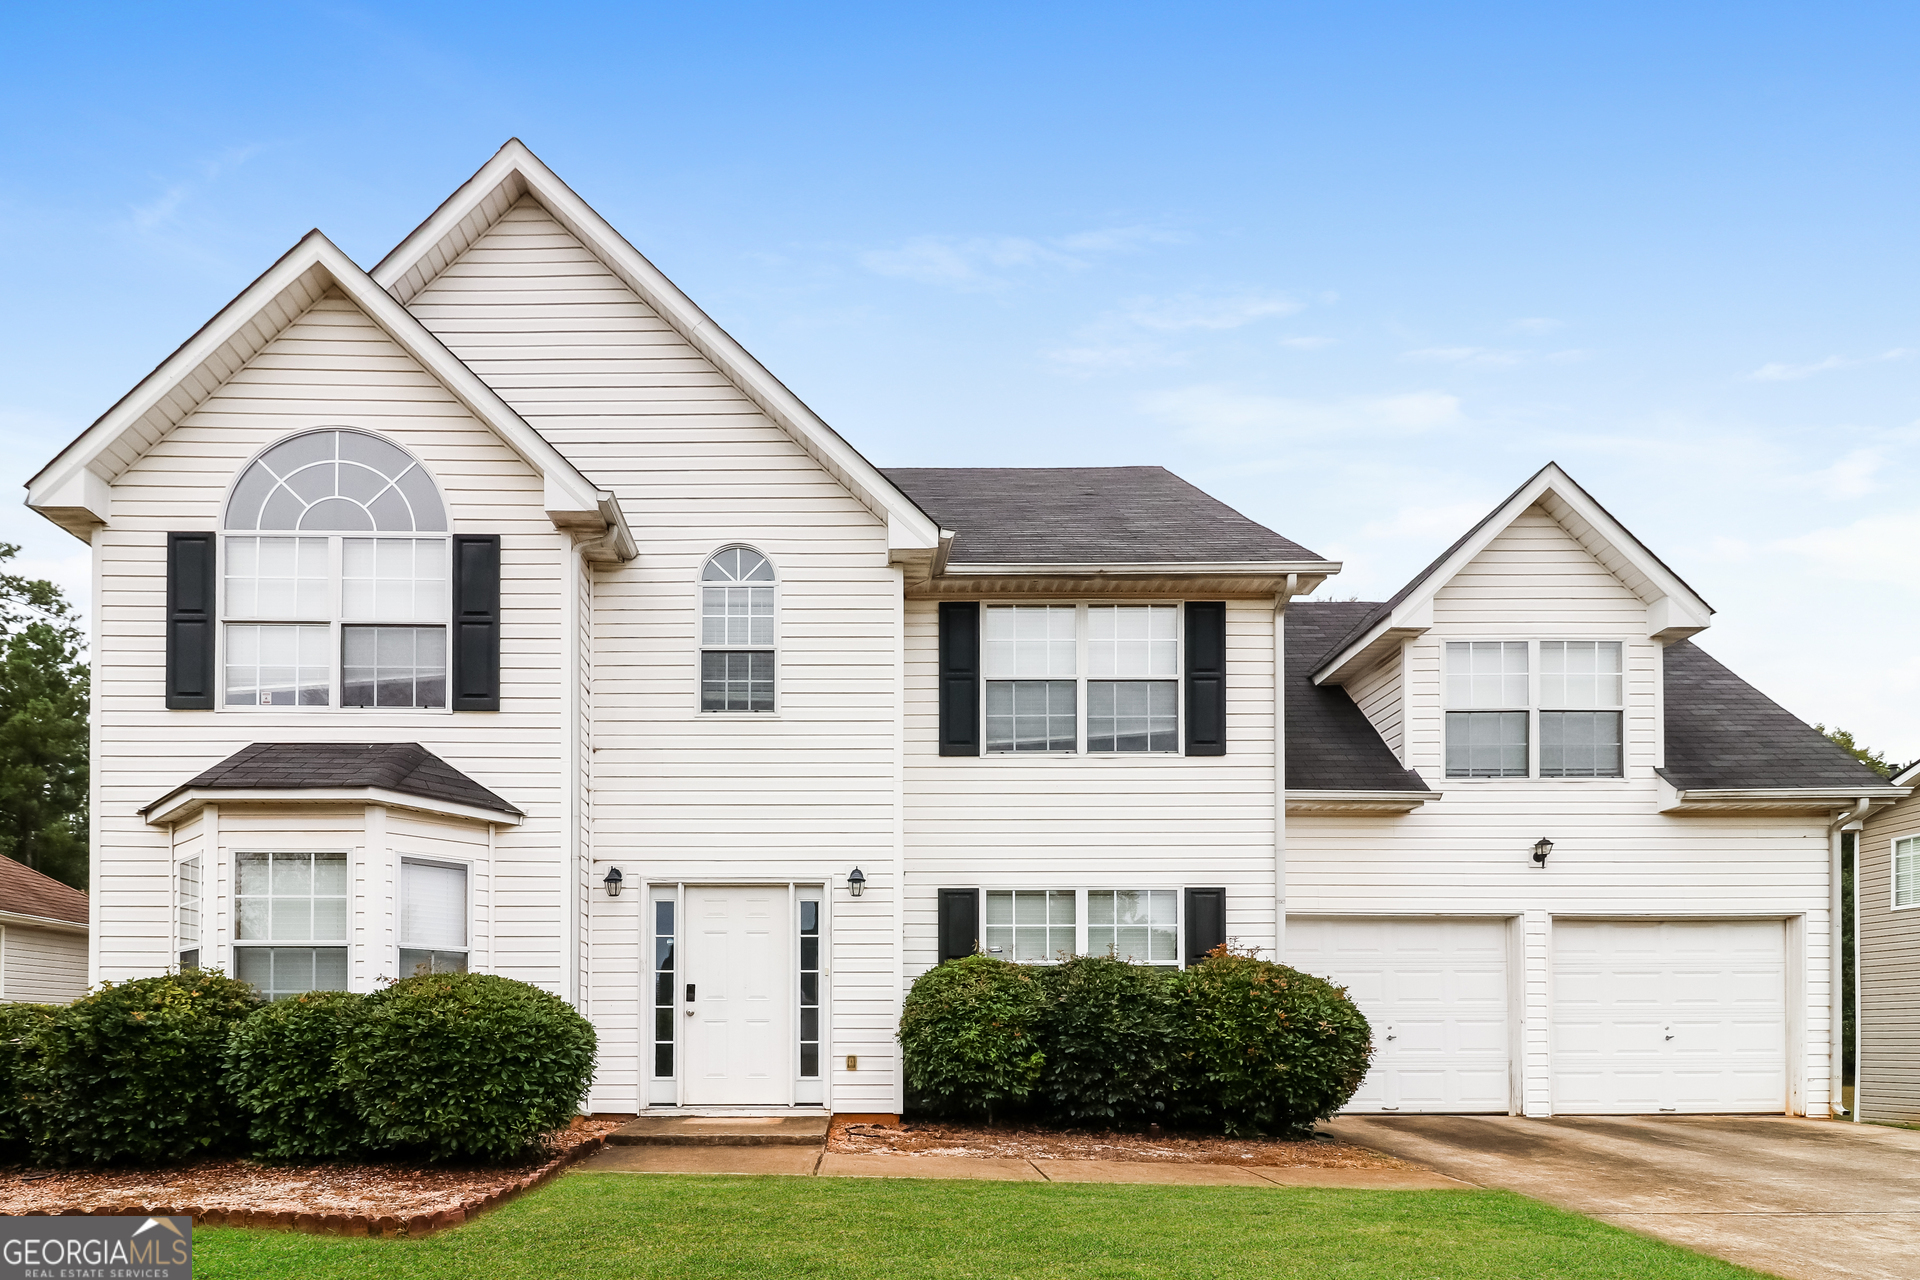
(189, 1170, 1770, 1280)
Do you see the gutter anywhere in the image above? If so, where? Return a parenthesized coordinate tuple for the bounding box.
(0, 908, 89, 935)
(1828, 795, 1874, 1120)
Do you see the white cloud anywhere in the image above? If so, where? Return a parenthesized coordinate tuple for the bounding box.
(1141, 384, 1464, 445)
(1807, 448, 1883, 499)
(859, 225, 1175, 290)
(1358, 501, 1495, 542)
(1401, 346, 1525, 368)
(1278, 335, 1335, 350)
(1773, 510, 1920, 587)
(1119, 292, 1301, 332)
(1749, 348, 1914, 381)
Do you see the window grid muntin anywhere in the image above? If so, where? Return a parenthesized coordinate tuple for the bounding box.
(699, 546, 777, 713)
(980, 603, 1184, 755)
(652, 898, 676, 1078)
(975, 888, 1188, 967)
(225, 429, 447, 534)
(233, 850, 349, 1001)
(1445, 639, 1627, 780)
(1896, 836, 1919, 910)
(1087, 889, 1179, 965)
(220, 433, 450, 713)
(984, 889, 1077, 963)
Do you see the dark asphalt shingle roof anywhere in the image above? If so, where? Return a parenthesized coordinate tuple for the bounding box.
(1286, 603, 1431, 792)
(881, 466, 1325, 565)
(147, 743, 522, 817)
(1285, 607, 1885, 792)
(1660, 640, 1890, 790)
(0, 855, 88, 926)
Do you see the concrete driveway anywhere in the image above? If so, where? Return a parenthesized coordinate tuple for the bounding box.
(1327, 1114, 1920, 1280)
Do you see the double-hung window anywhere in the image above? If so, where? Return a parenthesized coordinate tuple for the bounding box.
(700, 547, 776, 712)
(234, 851, 349, 999)
(1896, 836, 1919, 910)
(399, 859, 469, 977)
(983, 604, 1180, 753)
(1444, 640, 1623, 779)
(222, 430, 449, 709)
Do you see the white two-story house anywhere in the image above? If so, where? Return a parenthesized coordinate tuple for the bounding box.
(26, 141, 1903, 1121)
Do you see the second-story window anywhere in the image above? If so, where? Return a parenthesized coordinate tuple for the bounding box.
(983, 604, 1181, 754)
(222, 429, 449, 709)
(1444, 640, 1623, 779)
(700, 547, 776, 712)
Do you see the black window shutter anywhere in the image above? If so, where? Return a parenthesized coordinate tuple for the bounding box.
(937, 888, 980, 962)
(450, 534, 501, 711)
(1184, 887, 1226, 967)
(1184, 602, 1227, 756)
(938, 602, 980, 756)
(165, 532, 216, 709)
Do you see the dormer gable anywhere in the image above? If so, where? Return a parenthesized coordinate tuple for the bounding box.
(1312, 462, 1712, 687)
(26, 230, 635, 561)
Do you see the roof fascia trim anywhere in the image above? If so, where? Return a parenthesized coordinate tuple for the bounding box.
(1285, 788, 1439, 814)
(1312, 463, 1714, 685)
(27, 231, 635, 560)
(142, 785, 524, 827)
(1892, 761, 1920, 787)
(370, 140, 939, 552)
(0, 908, 88, 934)
(1654, 775, 1911, 813)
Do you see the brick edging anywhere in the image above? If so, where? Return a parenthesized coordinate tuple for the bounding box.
(15, 1135, 610, 1238)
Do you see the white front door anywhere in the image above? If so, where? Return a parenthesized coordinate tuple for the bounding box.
(1552, 919, 1786, 1114)
(1287, 916, 1512, 1114)
(683, 886, 791, 1106)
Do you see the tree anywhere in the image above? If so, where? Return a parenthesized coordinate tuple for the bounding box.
(0, 543, 88, 889)
(1815, 724, 1892, 779)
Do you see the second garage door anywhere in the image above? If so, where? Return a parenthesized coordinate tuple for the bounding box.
(1286, 917, 1511, 1113)
(1552, 919, 1786, 1114)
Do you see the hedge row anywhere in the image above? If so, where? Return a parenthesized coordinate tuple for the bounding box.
(898, 948, 1372, 1135)
(0, 971, 596, 1167)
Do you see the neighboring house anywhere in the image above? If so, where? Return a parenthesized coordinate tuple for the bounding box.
(24, 140, 1906, 1119)
(0, 857, 89, 1004)
(1855, 761, 1920, 1124)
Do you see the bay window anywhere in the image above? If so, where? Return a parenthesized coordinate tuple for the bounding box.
(234, 851, 349, 999)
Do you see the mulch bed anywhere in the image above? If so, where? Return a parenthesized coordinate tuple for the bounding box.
(828, 1119, 1410, 1168)
(0, 1119, 625, 1235)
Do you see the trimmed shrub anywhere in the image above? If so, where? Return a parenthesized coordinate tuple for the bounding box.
(337, 973, 595, 1163)
(27, 971, 261, 1165)
(0, 1002, 57, 1159)
(225, 990, 367, 1161)
(899, 954, 1047, 1121)
(1036, 955, 1180, 1123)
(1171, 947, 1373, 1135)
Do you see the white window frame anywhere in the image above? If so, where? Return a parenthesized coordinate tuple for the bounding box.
(229, 848, 353, 999)
(1895, 835, 1919, 911)
(397, 856, 473, 977)
(978, 602, 1185, 757)
(175, 855, 201, 970)
(216, 430, 452, 714)
(975, 887, 1188, 967)
(1443, 638, 1626, 781)
(695, 544, 780, 715)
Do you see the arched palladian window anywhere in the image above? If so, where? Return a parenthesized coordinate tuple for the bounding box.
(700, 547, 776, 712)
(222, 429, 450, 708)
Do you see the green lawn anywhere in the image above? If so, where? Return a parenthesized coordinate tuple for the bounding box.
(192, 1171, 1767, 1280)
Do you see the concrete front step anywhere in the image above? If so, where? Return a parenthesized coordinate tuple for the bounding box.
(608, 1115, 830, 1147)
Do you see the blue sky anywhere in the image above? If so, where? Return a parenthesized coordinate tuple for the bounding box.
(3, 2, 1915, 759)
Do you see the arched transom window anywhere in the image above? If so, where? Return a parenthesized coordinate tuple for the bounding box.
(222, 430, 450, 709)
(700, 547, 775, 712)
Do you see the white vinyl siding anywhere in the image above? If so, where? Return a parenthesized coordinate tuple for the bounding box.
(0, 924, 88, 1005)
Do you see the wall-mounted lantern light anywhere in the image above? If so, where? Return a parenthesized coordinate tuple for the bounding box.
(1531, 838, 1554, 868)
(847, 867, 866, 897)
(604, 866, 625, 896)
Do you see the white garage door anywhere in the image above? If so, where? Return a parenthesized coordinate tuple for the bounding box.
(1286, 917, 1511, 1113)
(1553, 919, 1786, 1114)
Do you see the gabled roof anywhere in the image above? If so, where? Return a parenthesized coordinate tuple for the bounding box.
(0, 855, 88, 928)
(883, 467, 1333, 568)
(1286, 603, 1431, 793)
(142, 742, 523, 825)
(26, 230, 635, 561)
(370, 139, 941, 557)
(1661, 641, 1900, 791)
(1312, 462, 1714, 685)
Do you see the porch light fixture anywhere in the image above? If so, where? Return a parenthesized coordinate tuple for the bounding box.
(1531, 838, 1554, 868)
(603, 866, 624, 896)
(847, 867, 866, 897)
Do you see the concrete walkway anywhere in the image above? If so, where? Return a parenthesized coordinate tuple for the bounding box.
(572, 1141, 1467, 1189)
(1329, 1114, 1920, 1280)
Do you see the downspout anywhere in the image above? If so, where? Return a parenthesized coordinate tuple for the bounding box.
(1828, 796, 1872, 1117)
(1273, 573, 1297, 960)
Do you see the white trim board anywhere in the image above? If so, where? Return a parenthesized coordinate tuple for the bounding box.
(26, 230, 635, 562)
(141, 786, 523, 828)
